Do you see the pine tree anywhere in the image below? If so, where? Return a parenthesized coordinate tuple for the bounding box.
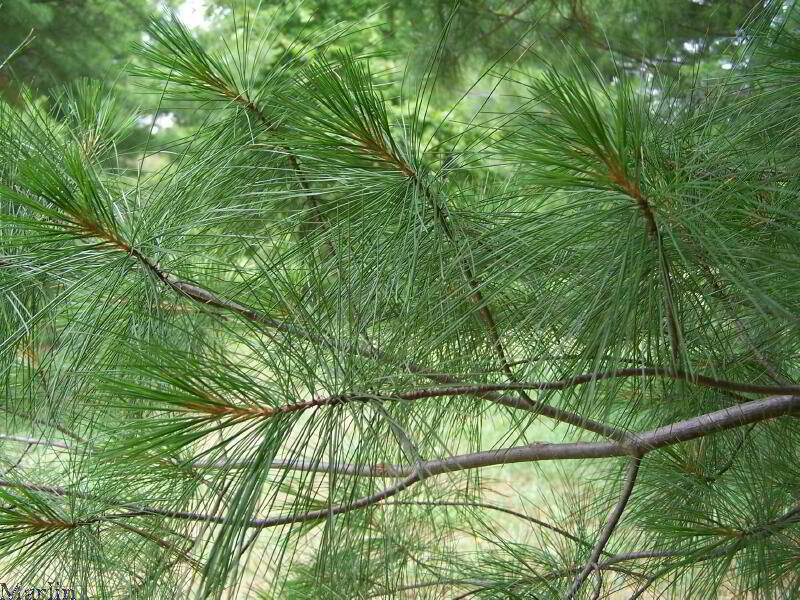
(0, 3, 799, 599)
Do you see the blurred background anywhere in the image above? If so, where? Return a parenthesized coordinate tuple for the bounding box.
(1, 0, 763, 160)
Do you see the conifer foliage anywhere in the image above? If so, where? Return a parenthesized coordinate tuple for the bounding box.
(0, 3, 799, 599)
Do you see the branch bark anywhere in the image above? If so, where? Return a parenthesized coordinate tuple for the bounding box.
(1, 394, 797, 530)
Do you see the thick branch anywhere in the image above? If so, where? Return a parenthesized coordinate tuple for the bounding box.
(2, 394, 797, 530)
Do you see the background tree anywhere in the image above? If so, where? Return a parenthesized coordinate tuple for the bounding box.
(0, 1, 798, 599)
(202, 0, 762, 74)
(0, 0, 161, 98)
(154, 0, 764, 135)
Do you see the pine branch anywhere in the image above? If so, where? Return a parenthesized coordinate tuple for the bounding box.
(2, 7, 798, 593)
(626, 502, 800, 599)
(591, 571, 603, 600)
(134, 16, 336, 257)
(296, 54, 531, 405)
(2, 393, 796, 530)
(508, 67, 690, 366)
(607, 152, 682, 365)
(123, 368, 800, 446)
(8, 200, 799, 450)
(193, 457, 411, 477)
(0, 29, 34, 72)
(110, 520, 203, 572)
(700, 260, 791, 386)
(366, 578, 496, 598)
(391, 142, 527, 397)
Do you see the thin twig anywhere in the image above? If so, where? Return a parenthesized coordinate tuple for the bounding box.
(565, 457, 641, 599)
(0, 29, 34, 71)
(168, 367, 800, 442)
(220, 80, 336, 258)
(366, 578, 495, 598)
(609, 163, 681, 364)
(701, 261, 791, 386)
(110, 520, 203, 572)
(702, 422, 757, 484)
(193, 456, 412, 477)
(28, 195, 695, 444)
(383, 500, 596, 550)
(626, 503, 800, 599)
(591, 570, 603, 600)
(344, 112, 534, 411)
(1, 442, 34, 477)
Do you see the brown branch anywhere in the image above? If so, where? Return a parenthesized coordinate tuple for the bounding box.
(565, 457, 641, 599)
(477, 0, 533, 42)
(338, 367, 800, 402)
(0, 439, 35, 477)
(184, 367, 800, 437)
(45, 422, 87, 444)
(1, 394, 797, 530)
(701, 423, 756, 484)
(19, 227, 795, 438)
(114, 471, 424, 528)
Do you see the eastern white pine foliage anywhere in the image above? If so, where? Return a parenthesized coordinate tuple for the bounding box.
(0, 4, 799, 599)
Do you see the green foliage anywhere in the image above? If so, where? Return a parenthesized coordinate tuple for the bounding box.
(0, 2, 799, 599)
